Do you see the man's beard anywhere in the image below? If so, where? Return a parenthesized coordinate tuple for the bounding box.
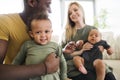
(32, 8, 48, 17)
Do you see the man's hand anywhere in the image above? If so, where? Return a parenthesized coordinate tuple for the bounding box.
(44, 52, 60, 74)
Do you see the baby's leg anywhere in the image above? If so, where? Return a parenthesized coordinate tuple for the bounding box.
(73, 56, 87, 74)
(93, 59, 105, 80)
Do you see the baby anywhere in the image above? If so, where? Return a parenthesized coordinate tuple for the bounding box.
(64, 29, 113, 80)
(12, 14, 68, 80)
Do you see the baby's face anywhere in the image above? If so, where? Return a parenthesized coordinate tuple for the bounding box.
(29, 19, 52, 45)
(88, 29, 101, 44)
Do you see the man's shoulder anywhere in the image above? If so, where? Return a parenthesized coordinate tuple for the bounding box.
(0, 13, 19, 19)
(0, 13, 20, 24)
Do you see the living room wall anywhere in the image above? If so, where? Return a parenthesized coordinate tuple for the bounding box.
(95, 0, 120, 60)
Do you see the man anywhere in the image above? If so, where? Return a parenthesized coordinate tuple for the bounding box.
(0, 0, 59, 79)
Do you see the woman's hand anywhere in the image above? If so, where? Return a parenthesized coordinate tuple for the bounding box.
(63, 41, 76, 54)
(76, 40, 84, 50)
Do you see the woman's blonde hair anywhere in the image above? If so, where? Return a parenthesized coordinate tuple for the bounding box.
(64, 2, 85, 42)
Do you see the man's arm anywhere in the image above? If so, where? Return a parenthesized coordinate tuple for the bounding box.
(0, 63, 45, 80)
(0, 52, 59, 80)
(0, 39, 8, 64)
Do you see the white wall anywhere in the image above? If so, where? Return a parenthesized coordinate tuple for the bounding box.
(0, 0, 23, 14)
(63, 1, 94, 28)
(95, 0, 120, 35)
(95, 0, 120, 59)
(0, 0, 61, 39)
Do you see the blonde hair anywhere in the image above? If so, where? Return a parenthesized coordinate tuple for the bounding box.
(64, 2, 85, 42)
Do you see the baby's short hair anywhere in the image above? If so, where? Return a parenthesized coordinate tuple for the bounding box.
(28, 12, 50, 31)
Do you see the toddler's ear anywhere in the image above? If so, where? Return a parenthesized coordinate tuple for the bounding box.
(29, 31, 34, 38)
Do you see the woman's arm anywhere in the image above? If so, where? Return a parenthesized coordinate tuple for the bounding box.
(70, 49, 84, 56)
(69, 42, 93, 56)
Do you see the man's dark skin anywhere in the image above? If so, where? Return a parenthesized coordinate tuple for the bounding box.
(0, 0, 59, 80)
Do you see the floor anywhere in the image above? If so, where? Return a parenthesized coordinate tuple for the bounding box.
(104, 60, 120, 80)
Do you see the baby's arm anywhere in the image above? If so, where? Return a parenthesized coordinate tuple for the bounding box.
(98, 45, 113, 55)
(106, 47, 113, 55)
(103, 40, 114, 55)
(98, 40, 114, 55)
(57, 46, 68, 80)
(12, 42, 27, 65)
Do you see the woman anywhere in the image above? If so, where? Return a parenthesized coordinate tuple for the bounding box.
(61, 2, 116, 80)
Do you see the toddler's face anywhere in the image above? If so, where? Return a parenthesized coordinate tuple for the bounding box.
(29, 19, 52, 45)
